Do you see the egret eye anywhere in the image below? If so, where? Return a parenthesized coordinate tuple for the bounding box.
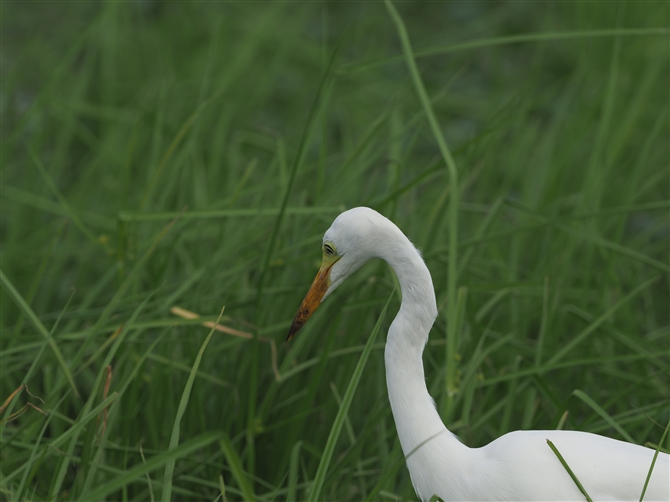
(324, 243, 335, 255)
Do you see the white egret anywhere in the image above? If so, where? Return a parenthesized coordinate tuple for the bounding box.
(287, 207, 669, 502)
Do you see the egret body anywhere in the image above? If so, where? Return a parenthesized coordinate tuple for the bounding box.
(288, 207, 669, 501)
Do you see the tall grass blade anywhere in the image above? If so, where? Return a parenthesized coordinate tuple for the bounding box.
(220, 434, 256, 502)
(254, 37, 342, 310)
(1, 288, 75, 434)
(287, 441, 302, 502)
(0, 270, 78, 396)
(639, 420, 670, 501)
(79, 296, 156, 498)
(384, 0, 460, 416)
(556, 224, 670, 273)
(118, 206, 341, 222)
(571, 390, 635, 443)
(547, 277, 659, 365)
(27, 145, 100, 245)
(161, 306, 225, 501)
(247, 33, 343, 478)
(11, 219, 66, 339)
(47, 392, 118, 452)
(308, 292, 393, 502)
(546, 439, 594, 502)
(363, 447, 405, 502)
(340, 28, 669, 74)
(219, 474, 227, 502)
(15, 393, 68, 500)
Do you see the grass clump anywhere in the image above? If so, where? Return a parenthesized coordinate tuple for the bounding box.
(1, 2, 668, 501)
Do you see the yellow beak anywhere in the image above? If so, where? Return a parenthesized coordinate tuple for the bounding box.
(286, 255, 338, 341)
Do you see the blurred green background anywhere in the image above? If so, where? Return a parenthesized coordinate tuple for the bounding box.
(1, 1, 668, 501)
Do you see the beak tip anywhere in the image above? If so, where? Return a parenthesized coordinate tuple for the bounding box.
(286, 323, 300, 342)
(286, 263, 332, 342)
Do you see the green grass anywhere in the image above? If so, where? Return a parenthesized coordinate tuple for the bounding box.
(2, 2, 669, 501)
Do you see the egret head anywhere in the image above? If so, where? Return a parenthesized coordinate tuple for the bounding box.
(286, 207, 384, 340)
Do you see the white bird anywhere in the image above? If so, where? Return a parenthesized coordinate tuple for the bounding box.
(287, 207, 669, 502)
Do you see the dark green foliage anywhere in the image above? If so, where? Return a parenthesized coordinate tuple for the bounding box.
(1, 2, 668, 500)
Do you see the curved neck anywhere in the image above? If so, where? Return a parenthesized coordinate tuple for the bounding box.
(380, 231, 467, 491)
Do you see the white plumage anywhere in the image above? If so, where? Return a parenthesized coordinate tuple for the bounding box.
(289, 207, 669, 502)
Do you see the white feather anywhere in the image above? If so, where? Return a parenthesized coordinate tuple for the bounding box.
(321, 207, 669, 502)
